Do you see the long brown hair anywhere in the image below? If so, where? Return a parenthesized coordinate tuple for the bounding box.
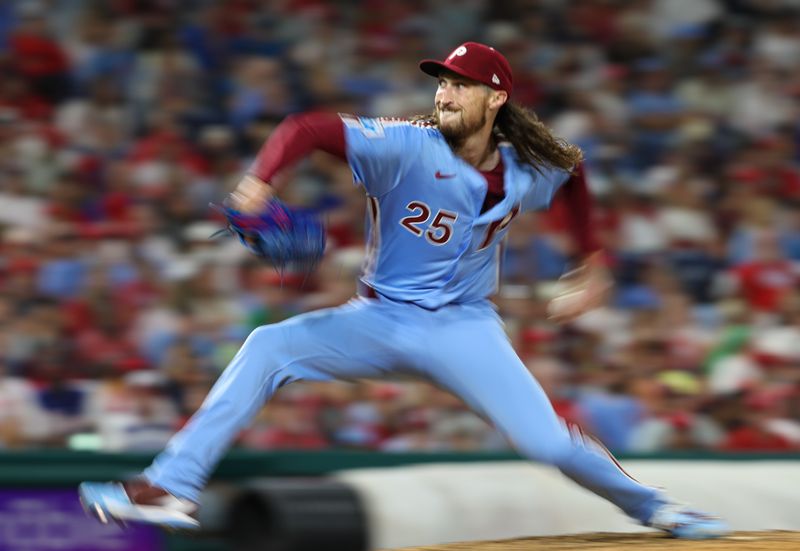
(411, 101, 583, 173)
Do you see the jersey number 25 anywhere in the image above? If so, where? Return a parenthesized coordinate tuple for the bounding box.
(399, 201, 458, 245)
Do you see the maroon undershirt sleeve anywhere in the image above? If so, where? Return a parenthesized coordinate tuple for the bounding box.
(554, 162, 601, 256)
(247, 112, 347, 189)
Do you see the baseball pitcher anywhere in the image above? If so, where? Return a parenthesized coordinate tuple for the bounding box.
(79, 42, 728, 539)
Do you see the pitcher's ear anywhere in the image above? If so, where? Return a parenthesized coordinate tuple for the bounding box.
(490, 90, 508, 110)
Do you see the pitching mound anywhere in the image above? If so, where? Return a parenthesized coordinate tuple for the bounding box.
(390, 531, 800, 550)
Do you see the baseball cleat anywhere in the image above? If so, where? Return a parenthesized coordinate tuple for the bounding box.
(647, 502, 729, 539)
(78, 481, 200, 531)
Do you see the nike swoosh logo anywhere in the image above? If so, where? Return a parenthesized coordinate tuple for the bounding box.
(435, 171, 456, 179)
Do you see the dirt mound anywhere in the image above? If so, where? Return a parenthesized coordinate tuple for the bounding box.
(389, 531, 800, 550)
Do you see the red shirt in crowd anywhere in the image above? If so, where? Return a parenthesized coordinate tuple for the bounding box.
(721, 426, 793, 452)
(242, 426, 328, 450)
(732, 165, 800, 201)
(8, 32, 69, 78)
(733, 260, 797, 312)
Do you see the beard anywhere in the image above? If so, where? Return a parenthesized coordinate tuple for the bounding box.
(437, 107, 487, 146)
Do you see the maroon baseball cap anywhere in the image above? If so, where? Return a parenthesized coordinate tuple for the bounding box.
(419, 42, 513, 96)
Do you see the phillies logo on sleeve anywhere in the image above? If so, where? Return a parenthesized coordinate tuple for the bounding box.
(357, 117, 384, 138)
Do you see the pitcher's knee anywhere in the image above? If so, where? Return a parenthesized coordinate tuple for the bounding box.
(515, 437, 574, 466)
(245, 325, 287, 352)
(241, 325, 292, 371)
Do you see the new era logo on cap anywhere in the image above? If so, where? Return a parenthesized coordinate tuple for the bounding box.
(419, 41, 513, 96)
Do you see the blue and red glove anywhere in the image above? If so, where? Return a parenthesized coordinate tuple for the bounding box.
(213, 199, 325, 275)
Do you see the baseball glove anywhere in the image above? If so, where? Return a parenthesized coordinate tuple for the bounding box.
(212, 198, 325, 275)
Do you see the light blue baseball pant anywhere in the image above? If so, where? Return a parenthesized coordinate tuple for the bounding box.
(144, 295, 662, 523)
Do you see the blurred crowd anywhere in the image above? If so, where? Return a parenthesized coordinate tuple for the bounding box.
(1, 0, 800, 455)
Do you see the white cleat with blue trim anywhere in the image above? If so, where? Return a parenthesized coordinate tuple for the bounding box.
(647, 502, 730, 539)
(78, 480, 200, 531)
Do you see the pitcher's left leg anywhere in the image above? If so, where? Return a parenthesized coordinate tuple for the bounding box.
(417, 305, 662, 524)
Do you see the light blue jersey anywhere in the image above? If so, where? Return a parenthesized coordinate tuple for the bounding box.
(342, 115, 570, 309)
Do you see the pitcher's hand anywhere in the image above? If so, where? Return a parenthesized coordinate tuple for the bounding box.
(229, 175, 275, 214)
(547, 251, 612, 323)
